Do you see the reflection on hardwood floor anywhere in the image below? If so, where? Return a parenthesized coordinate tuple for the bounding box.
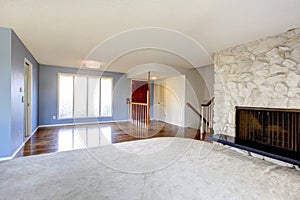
(16, 121, 201, 157)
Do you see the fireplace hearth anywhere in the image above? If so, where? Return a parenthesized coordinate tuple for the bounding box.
(235, 107, 300, 162)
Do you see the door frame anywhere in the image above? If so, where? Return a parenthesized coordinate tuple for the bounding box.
(24, 58, 33, 138)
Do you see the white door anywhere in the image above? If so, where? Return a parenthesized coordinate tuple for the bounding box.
(24, 58, 32, 138)
(153, 82, 166, 121)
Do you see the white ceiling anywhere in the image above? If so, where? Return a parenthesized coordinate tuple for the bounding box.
(1, 0, 300, 73)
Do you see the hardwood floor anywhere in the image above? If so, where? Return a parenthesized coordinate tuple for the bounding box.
(16, 121, 202, 157)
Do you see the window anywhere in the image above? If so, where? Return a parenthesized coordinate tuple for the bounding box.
(88, 77, 100, 117)
(74, 76, 88, 117)
(101, 77, 112, 117)
(58, 73, 113, 119)
(58, 74, 73, 119)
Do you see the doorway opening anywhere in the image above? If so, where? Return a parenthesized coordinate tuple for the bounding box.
(131, 80, 148, 122)
(24, 58, 32, 138)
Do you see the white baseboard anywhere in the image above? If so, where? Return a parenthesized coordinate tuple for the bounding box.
(39, 120, 129, 128)
(164, 120, 185, 127)
(0, 126, 39, 161)
(0, 156, 12, 162)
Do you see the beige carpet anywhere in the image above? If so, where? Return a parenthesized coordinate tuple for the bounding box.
(0, 137, 299, 200)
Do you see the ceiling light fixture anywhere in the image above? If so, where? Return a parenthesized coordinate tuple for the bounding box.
(85, 60, 101, 69)
(150, 76, 158, 80)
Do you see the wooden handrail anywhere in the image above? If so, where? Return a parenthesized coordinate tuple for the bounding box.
(186, 102, 208, 125)
(147, 71, 150, 125)
(201, 97, 215, 107)
(186, 103, 202, 118)
(127, 102, 147, 106)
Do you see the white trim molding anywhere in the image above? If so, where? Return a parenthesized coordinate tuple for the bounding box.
(0, 126, 39, 162)
(38, 120, 129, 128)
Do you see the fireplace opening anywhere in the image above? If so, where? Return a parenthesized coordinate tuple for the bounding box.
(236, 107, 300, 161)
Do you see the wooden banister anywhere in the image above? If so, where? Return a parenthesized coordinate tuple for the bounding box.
(201, 97, 215, 107)
(187, 97, 214, 141)
(147, 71, 150, 125)
(128, 102, 148, 106)
(186, 103, 208, 125)
(128, 71, 151, 128)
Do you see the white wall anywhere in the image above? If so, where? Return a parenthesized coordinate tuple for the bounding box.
(196, 64, 214, 98)
(184, 68, 211, 129)
(152, 68, 212, 129)
(160, 75, 186, 127)
(184, 73, 201, 129)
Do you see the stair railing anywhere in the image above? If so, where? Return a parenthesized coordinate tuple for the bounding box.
(127, 101, 148, 128)
(201, 97, 214, 137)
(187, 97, 214, 140)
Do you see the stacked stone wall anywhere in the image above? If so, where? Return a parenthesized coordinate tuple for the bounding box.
(214, 28, 300, 136)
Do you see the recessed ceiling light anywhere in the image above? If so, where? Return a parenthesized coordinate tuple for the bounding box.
(85, 60, 101, 69)
(150, 76, 158, 80)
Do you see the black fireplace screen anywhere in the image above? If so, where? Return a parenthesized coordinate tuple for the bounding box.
(236, 107, 300, 160)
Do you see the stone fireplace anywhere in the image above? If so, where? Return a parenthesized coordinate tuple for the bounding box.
(213, 28, 300, 163)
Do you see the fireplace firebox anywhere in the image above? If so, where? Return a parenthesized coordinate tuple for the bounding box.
(236, 107, 300, 161)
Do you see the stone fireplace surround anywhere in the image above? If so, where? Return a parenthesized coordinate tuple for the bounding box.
(214, 27, 300, 138)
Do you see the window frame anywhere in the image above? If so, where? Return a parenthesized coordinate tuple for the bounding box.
(57, 73, 113, 119)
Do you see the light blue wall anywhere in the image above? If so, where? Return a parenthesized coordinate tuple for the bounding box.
(0, 27, 39, 158)
(0, 28, 12, 157)
(11, 30, 39, 154)
(39, 65, 131, 125)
